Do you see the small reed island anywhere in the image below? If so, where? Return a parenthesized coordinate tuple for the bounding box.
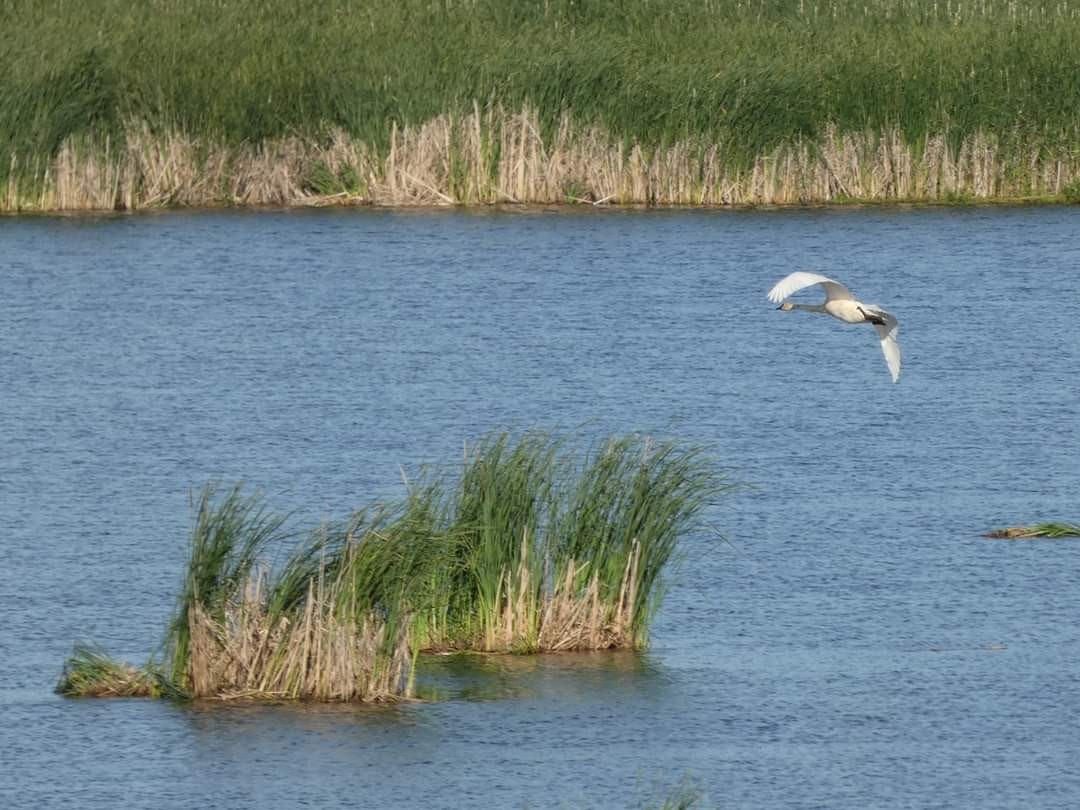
(983, 522, 1080, 539)
(59, 433, 729, 703)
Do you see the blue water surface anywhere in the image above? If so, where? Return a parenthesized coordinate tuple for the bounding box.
(1, 206, 1078, 809)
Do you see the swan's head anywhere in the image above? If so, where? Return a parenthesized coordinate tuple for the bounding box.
(776, 302, 794, 311)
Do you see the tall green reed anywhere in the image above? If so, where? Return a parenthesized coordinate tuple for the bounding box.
(5, 0, 1080, 194)
(398, 432, 726, 652)
(553, 437, 725, 645)
(443, 433, 560, 650)
(164, 483, 290, 689)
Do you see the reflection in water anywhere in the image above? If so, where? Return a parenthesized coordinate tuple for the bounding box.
(417, 649, 665, 702)
(183, 697, 417, 733)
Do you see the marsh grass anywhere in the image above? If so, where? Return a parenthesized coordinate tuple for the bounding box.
(435, 433, 559, 652)
(56, 644, 188, 699)
(184, 582, 412, 701)
(655, 785, 705, 810)
(6, 112, 1080, 210)
(5, 0, 1080, 209)
(57, 645, 156, 697)
(58, 487, 433, 702)
(168, 491, 416, 701)
(405, 433, 727, 653)
(984, 522, 1080, 539)
(165, 484, 291, 689)
(551, 437, 719, 647)
(60, 433, 725, 702)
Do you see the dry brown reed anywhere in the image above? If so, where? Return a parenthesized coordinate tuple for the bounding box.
(537, 541, 642, 653)
(58, 656, 157, 697)
(5, 108, 1079, 212)
(0, 111, 1073, 210)
(478, 538, 644, 654)
(185, 570, 411, 701)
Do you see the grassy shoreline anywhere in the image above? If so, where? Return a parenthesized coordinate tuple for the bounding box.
(6, 109, 1079, 212)
(5, 1, 1080, 211)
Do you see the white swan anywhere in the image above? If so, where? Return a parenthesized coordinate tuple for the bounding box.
(767, 271, 901, 383)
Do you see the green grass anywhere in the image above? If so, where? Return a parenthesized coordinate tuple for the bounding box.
(655, 785, 704, 810)
(4, 0, 1080, 196)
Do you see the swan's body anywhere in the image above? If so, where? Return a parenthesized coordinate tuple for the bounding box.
(767, 271, 901, 383)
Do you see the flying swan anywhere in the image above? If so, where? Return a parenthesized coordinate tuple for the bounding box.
(767, 271, 901, 383)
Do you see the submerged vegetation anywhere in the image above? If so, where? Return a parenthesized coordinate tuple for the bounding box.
(6, 0, 1080, 209)
(59, 433, 727, 702)
(984, 522, 1080, 539)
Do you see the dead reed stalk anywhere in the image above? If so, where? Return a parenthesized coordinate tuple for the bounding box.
(479, 539, 646, 653)
(5, 108, 1079, 211)
(186, 582, 411, 701)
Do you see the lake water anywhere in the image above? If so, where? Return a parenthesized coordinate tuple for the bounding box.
(2, 206, 1079, 809)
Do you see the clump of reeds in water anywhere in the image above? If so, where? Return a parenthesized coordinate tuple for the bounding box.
(984, 522, 1080, 539)
(61, 486, 416, 702)
(59, 433, 726, 702)
(408, 434, 728, 654)
(57, 645, 159, 698)
(165, 487, 414, 701)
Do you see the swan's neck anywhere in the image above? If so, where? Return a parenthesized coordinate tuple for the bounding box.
(790, 302, 827, 314)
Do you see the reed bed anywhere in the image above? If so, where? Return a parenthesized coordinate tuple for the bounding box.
(57, 645, 160, 698)
(59, 433, 726, 701)
(61, 485, 415, 702)
(7, 111, 1080, 211)
(166, 486, 414, 701)
(405, 433, 726, 653)
(5, 0, 1080, 210)
(984, 522, 1080, 539)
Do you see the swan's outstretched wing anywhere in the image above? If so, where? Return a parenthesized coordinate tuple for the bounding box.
(865, 306, 901, 383)
(767, 272, 853, 304)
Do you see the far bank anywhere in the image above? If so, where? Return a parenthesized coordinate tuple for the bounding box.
(4, 108, 1079, 212)
(5, 1, 1080, 212)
